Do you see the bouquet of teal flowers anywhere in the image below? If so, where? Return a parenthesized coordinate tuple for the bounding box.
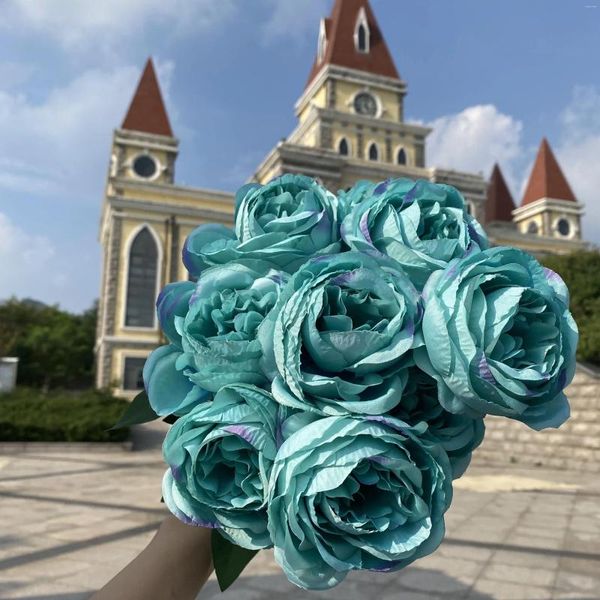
(117, 175, 578, 591)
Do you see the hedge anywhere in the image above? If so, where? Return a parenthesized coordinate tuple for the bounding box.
(0, 388, 130, 442)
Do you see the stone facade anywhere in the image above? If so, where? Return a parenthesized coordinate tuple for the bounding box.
(474, 363, 600, 473)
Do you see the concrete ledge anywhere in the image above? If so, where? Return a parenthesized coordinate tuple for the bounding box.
(0, 440, 133, 454)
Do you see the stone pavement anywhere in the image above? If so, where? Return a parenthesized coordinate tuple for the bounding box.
(0, 422, 598, 600)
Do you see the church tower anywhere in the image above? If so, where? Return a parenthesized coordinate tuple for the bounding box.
(253, 0, 487, 218)
(111, 58, 178, 186)
(95, 59, 234, 394)
(512, 138, 584, 246)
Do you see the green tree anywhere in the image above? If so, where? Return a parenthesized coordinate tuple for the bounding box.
(543, 250, 600, 367)
(0, 298, 97, 390)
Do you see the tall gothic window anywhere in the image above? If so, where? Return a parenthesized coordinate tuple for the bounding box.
(125, 227, 158, 327)
(368, 142, 379, 161)
(397, 148, 407, 165)
(338, 138, 349, 156)
(357, 25, 367, 51)
(355, 8, 370, 53)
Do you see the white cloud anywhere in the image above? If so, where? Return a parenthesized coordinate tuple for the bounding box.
(426, 104, 524, 190)
(0, 212, 58, 301)
(0, 61, 34, 91)
(0, 62, 178, 311)
(1, 0, 236, 52)
(0, 63, 157, 198)
(261, 0, 330, 44)
(557, 86, 600, 246)
(423, 94, 600, 247)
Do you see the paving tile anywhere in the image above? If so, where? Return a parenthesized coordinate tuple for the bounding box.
(2, 447, 598, 600)
(469, 578, 551, 599)
(555, 570, 600, 593)
(437, 541, 493, 563)
(491, 549, 560, 570)
(480, 562, 555, 587)
(395, 566, 472, 595)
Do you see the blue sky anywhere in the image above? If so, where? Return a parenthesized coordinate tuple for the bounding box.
(1, 0, 599, 312)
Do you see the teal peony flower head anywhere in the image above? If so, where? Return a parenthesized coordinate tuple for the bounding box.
(392, 366, 485, 479)
(259, 251, 422, 415)
(179, 260, 289, 392)
(183, 223, 238, 279)
(234, 174, 341, 272)
(144, 281, 210, 417)
(163, 383, 286, 550)
(414, 246, 579, 430)
(267, 415, 453, 589)
(341, 178, 489, 290)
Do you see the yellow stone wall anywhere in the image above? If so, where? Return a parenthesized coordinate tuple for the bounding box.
(298, 82, 328, 123)
(334, 80, 398, 119)
(516, 213, 544, 235)
(100, 174, 235, 391)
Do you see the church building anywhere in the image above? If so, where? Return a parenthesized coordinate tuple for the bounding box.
(95, 0, 587, 393)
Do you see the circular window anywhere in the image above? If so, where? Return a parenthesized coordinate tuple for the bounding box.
(557, 218, 570, 236)
(354, 92, 377, 116)
(133, 155, 157, 179)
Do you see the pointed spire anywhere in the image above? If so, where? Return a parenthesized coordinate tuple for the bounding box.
(121, 58, 173, 137)
(306, 0, 400, 88)
(521, 138, 576, 206)
(486, 163, 516, 223)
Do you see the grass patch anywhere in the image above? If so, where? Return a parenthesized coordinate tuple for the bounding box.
(0, 388, 130, 442)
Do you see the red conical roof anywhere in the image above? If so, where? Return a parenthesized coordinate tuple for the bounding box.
(486, 163, 516, 223)
(521, 138, 576, 206)
(306, 0, 400, 88)
(122, 58, 173, 137)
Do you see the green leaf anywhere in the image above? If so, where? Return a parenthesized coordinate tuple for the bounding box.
(211, 529, 258, 591)
(109, 391, 159, 430)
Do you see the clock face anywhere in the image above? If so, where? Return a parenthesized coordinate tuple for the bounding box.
(354, 92, 377, 116)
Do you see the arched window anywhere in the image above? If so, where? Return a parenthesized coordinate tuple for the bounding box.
(354, 8, 370, 53)
(368, 142, 379, 161)
(125, 227, 158, 327)
(338, 138, 349, 156)
(397, 148, 407, 165)
(527, 221, 539, 235)
(357, 25, 367, 51)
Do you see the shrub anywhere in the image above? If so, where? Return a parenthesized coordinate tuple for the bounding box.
(0, 388, 130, 442)
(543, 250, 600, 367)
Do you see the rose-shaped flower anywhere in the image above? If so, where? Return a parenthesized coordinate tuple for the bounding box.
(414, 246, 579, 430)
(233, 174, 341, 272)
(143, 281, 210, 416)
(163, 383, 285, 549)
(267, 415, 453, 589)
(259, 252, 422, 415)
(392, 366, 484, 478)
(341, 178, 489, 289)
(182, 223, 238, 279)
(180, 260, 288, 392)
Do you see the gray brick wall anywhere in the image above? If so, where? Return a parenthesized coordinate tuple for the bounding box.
(473, 364, 600, 473)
